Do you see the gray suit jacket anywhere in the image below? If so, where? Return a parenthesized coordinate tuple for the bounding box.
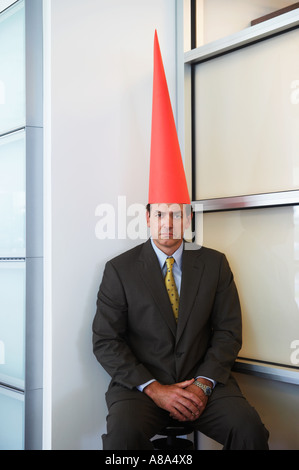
(92, 240, 243, 402)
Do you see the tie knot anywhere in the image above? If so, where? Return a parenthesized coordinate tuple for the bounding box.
(165, 257, 175, 270)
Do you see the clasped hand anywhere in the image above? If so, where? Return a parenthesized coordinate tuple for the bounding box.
(144, 379, 208, 422)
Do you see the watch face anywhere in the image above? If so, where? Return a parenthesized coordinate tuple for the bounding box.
(206, 387, 212, 396)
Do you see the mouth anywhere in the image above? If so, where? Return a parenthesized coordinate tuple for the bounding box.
(160, 231, 177, 239)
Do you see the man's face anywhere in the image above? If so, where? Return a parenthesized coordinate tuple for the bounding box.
(146, 203, 192, 255)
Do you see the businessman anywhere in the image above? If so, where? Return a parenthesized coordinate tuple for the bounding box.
(92, 202, 269, 449)
(92, 31, 269, 450)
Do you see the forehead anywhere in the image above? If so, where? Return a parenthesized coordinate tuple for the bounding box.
(151, 203, 184, 214)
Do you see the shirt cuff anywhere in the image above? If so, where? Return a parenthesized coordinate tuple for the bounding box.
(196, 376, 217, 388)
(137, 377, 216, 392)
(136, 379, 156, 392)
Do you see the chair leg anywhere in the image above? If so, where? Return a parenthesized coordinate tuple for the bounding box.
(193, 431, 199, 450)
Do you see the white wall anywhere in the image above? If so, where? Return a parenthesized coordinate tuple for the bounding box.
(43, 0, 181, 450)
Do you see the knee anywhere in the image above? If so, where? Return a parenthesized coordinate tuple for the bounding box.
(103, 413, 144, 450)
(103, 403, 157, 450)
(102, 424, 140, 450)
(228, 404, 269, 450)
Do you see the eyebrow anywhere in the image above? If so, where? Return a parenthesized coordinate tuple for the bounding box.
(153, 210, 183, 216)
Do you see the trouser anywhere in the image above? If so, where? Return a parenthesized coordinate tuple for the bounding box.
(102, 388, 269, 450)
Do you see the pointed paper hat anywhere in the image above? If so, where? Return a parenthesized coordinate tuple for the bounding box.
(148, 30, 190, 204)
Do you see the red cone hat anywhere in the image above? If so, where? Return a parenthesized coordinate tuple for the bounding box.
(148, 30, 190, 204)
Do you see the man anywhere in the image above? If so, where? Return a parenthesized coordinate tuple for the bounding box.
(92, 203, 269, 449)
(92, 31, 269, 450)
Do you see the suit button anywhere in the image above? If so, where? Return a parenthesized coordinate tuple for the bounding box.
(176, 351, 183, 358)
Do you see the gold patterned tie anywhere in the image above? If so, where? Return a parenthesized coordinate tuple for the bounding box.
(165, 257, 179, 322)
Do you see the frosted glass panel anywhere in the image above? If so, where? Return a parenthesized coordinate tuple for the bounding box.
(0, 130, 26, 257)
(195, 28, 299, 199)
(0, 262, 25, 389)
(0, 0, 25, 134)
(0, 386, 24, 450)
(198, 206, 299, 367)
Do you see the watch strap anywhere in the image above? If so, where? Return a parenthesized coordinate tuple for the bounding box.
(193, 380, 212, 396)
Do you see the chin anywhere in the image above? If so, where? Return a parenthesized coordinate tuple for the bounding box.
(159, 238, 181, 247)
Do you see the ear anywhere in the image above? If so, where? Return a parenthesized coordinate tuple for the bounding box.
(183, 208, 193, 231)
(185, 214, 192, 230)
(146, 209, 151, 228)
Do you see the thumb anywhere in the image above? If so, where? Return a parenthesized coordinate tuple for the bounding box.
(176, 378, 195, 389)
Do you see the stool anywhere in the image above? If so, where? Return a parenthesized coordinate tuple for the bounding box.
(153, 422, 196, 450)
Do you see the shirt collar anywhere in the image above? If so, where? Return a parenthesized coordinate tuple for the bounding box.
(150, 238, 183, 271)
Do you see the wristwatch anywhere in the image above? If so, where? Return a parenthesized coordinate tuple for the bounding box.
(193, 380, 212, 396)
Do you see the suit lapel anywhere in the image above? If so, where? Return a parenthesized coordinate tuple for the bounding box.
(176, 248, 205, 343)
(137, 240, 177, 336)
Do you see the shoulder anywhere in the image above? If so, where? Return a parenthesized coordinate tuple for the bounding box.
(99, 242, 149, 293)
(183, 242, 231, 273)
(184, 241, 226, 260)
(106, 240, 150, 268)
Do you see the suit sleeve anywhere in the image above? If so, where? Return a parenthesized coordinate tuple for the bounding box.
(92, 261, 155, 390)
(195, 253, 242, 385)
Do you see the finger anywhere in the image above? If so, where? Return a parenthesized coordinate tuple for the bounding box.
(180, 390, 203, 409)
(169, 386, 203, 412)
(182, 400, 201, 419)
(169, 386, 202, 408)
(173, 397, 201, 420)
(170, 407, 190, 422)
(171, 409, 200, 422)
(176, 379, 195, 389)
(173, 404, 198, 422)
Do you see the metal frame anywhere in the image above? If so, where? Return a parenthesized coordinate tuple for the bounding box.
(192, 190, 299, 213)
(233, 359, 299, 385)
(0, 0, 19, 14)
(185, 8, 299, 66)
(24, 0, 44, 451)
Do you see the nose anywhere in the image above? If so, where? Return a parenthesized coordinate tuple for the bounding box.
(163, 213, 173, 227)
